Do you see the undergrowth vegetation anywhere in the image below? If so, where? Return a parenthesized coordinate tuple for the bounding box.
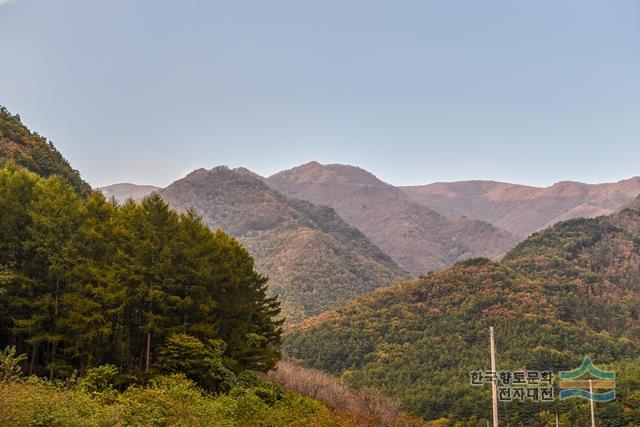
(0, 373, 346, 427)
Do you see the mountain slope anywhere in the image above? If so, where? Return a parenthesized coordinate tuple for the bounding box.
(401, 178, 640, 237)
(99, 183, 160, 202)
(159, 166, 407, 322)
(267, 162, 518, 274)
(0, 106, 91, 195)
(285, 204, 640, 423)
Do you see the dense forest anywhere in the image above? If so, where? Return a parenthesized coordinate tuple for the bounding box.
(285, 207, 640, 425)
(0, 163, 282, 385)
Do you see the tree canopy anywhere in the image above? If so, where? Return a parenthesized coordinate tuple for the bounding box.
(285, 209, 640, 424)
(0, 164, 282, 385)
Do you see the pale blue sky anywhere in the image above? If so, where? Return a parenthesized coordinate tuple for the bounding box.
(1, 0, 638, 188)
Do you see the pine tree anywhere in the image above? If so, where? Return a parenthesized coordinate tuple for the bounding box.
(0, 164, 283, 382)
(57, 193, 121, 374)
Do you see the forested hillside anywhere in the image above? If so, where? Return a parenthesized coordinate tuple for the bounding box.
(0, 106, 90, 195)
(160, 166, 407, 322)
(285, 203, 640, 424)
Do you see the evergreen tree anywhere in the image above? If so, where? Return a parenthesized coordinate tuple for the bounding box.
(0, 164, 282, 383)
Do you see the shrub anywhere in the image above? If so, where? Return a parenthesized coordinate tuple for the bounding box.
(0, 374, 352, 426)
(79, 364, 118, 395)
(156, 333, 236, 392)
(0, 345, 27, 383)
(265, 361, 415, 426)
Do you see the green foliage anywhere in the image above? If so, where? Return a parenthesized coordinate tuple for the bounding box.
(230, 375, 285, 406)
(0, 346, 27, 382)
(79, 364, 118, 395)
(156, 333, 236, 392)
(0, 165, 282, 386)
(0, 374, 349, 426)
(285, 207, 640, 424)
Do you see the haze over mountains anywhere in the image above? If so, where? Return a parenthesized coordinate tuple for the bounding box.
(99, 160, 640, 334)
(100, 183, 160, 202)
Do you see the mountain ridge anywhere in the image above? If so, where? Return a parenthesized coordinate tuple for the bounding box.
(401, 177, 640, 237)
(267, 162, 519, 274)
(0, 106, 91, 195)
(157, 165, 408, 322)
(99, 164, 640, 280)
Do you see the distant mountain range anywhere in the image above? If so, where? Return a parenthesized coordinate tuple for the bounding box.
(100, 183, 160, 202)
(102, 164, 520, 276)
(402, 178, 640, 237)
(267, 162, 518, 274)
(157, 166, 407, 322)
(101, 164, 640, 305)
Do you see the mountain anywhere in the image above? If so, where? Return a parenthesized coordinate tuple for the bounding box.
(159, 166, 408, 322)
(284, 203, 640, 424)
(401, 178, 640, 237)
(0, 106, 91, 195)
(267, 162, 518, 274)
(99, 183, 160, 202)
(626, 193, 640, 210)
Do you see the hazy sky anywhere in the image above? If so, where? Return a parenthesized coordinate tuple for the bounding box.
(1, 1, 638, 188)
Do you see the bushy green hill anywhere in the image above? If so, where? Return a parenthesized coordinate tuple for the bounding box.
(0, 106, 90, 195)
(285, 205, 640, 425)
